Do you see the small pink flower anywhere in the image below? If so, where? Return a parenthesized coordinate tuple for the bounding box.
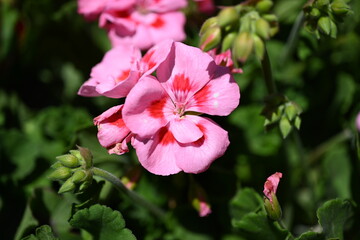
(78, 45, 142, 98)
(356, 112, 360, 131)
(263, 172, 282, 202)
(122, 41, 240, 175)
(94, 105, 132, 155)
(199, 201, 212, 217)
(207, 49, 243, 74)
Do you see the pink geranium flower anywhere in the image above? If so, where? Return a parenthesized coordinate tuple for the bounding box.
(263, 172, 282, 202)
(78, 0, 187, 50)
(122, 41, 240, 175)
(78, 45, 142, 98)
(94, 105, 133, 155)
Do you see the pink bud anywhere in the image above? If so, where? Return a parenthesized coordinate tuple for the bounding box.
(263, 172, 282, 202)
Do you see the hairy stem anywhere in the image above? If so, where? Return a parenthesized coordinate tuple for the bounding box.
(92, 167, 167, 220)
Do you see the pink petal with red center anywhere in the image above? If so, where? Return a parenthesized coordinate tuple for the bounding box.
(122, 76, 174, 138)
(174, 115, 230, 174)
(187, 66, 240, 116)
(78, 45, 142, 98)
(168, 117, 203, 144)
(263, 172, 283, 202)
(157, 42, 216, 103)
(132, 126, 182, 175)
(141, 0, 188, 13)
(94, 105, 131, 154)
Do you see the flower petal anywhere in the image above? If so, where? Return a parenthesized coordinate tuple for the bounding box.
(132, 127, 182, 175)
(157, 42, 217, 103)
(122, 76, 174, 138)
(175, 116, 230, 174)
(168, 117, 203, 143)
(94, 105, 131, 152)
(142, 0, 187, 12)
(187, 66, 240, 116)
(263, 172, 283, 201)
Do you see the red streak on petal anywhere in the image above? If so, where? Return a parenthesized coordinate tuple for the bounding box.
(142, 50, 156, 70)
(173, 74, 191, 92)
(148, 98, 167, 119)
(112, 10, 131, 19)
(193, 84, 211, 106)
(158, 127, 176, 145)
(103, 111, 125, 128)
(116, 69, 130, 83)
(151, 16, 165, 28)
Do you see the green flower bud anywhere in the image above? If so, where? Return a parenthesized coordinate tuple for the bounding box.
(78, 146, 93, 169)
(71, 170, 87, 183)
(199, 17, 218, 36)
(50, 161, 62, 169)
(279, 116, 292, 139)
(255, 18, 271, 39)
(58, 178, 76, 194)
(221, 32, 237, 51)
(256, 0, 274, 13)
(262, 14, 278, 23)
(69, 150, 83, 162)
(56, 154, 80, 168)
(232, 32, 254, 63)
(217, 7, 239, 27)
(329, 19, 337, 38)
(285, 103, 297, 121)
(316, 0, 330, 8)
(199, 26, 221, 52)
(318, 16, 332, 35)
(253, 34, 265, 60)
(48, 167, 72, 181)
(264, 193, 282, 221)
(294, 116, 301, 130)
(331, 0, 350, 16)
(309, 7, 321, 19)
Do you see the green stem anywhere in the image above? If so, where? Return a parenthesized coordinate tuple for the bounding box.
(280, 11, 305, 63)
(261, 46, 277, 94)
(92, 167, 167, 220)
(278, 220, 295, 240)
(307, 129, 353, 166)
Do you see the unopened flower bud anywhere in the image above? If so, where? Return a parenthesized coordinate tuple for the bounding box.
(317, 16, 331, 35)
(71, 170, 87, 183)
(48, 167, 72, 180)
(217, 7, 239, 27)
(264, 193, 282, 221)
(200, 17, 218, 36)
(221, 32, 237, 51)
(309, 8, 321, 19)
(262, 14, 278, 23)
(56, 154, 80, 168)
(255, 18, 271, 39)
(256, 0, 274, 13)
(58, 178, 76, 194)
(331, 0, 350, 16)
(316, 0, 330, 8)
(232, 32, 254, 63)
(78, 146, 93, 169)
(199, 26, 221, 52)
(253, 34, 265, 60)
(50, 161, 63, 169)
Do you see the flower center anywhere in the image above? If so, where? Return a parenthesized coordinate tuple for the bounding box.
(174, 103, 186, 117)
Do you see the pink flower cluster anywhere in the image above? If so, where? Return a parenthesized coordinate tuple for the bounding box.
(78, 40, 240, 175)
(78, 0, 187, 50)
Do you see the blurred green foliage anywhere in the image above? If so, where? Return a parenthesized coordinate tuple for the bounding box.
(1, 0, 360, 239)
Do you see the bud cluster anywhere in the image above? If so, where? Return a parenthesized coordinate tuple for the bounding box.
(261, 94, 302, 139)
(199, 0, 279, 62)
(48, 146, 93, 194)
(303, 0, 351, 39)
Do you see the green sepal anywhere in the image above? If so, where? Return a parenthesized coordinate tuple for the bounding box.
(279, 117, 292, 139)
(199, 17, 218, 36)
(48, 167, 72, 181)
(56, 154, 80, 168)
(58, 178, 76, 194)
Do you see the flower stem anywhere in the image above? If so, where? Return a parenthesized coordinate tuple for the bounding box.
(261, 46, 277, 94)
(278, 220, 295, 240)
(92, 167, 167, 220)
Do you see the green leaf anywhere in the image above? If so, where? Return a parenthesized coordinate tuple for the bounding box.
(69, 204, 136, 240)
(232, 212, 289, 240)
(230, 188, 264, 221)
(317, 199, 354, 240)
(295, 231, 324, 240)
(21, 225, 58, 240)
(15, 203, 39, 240)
